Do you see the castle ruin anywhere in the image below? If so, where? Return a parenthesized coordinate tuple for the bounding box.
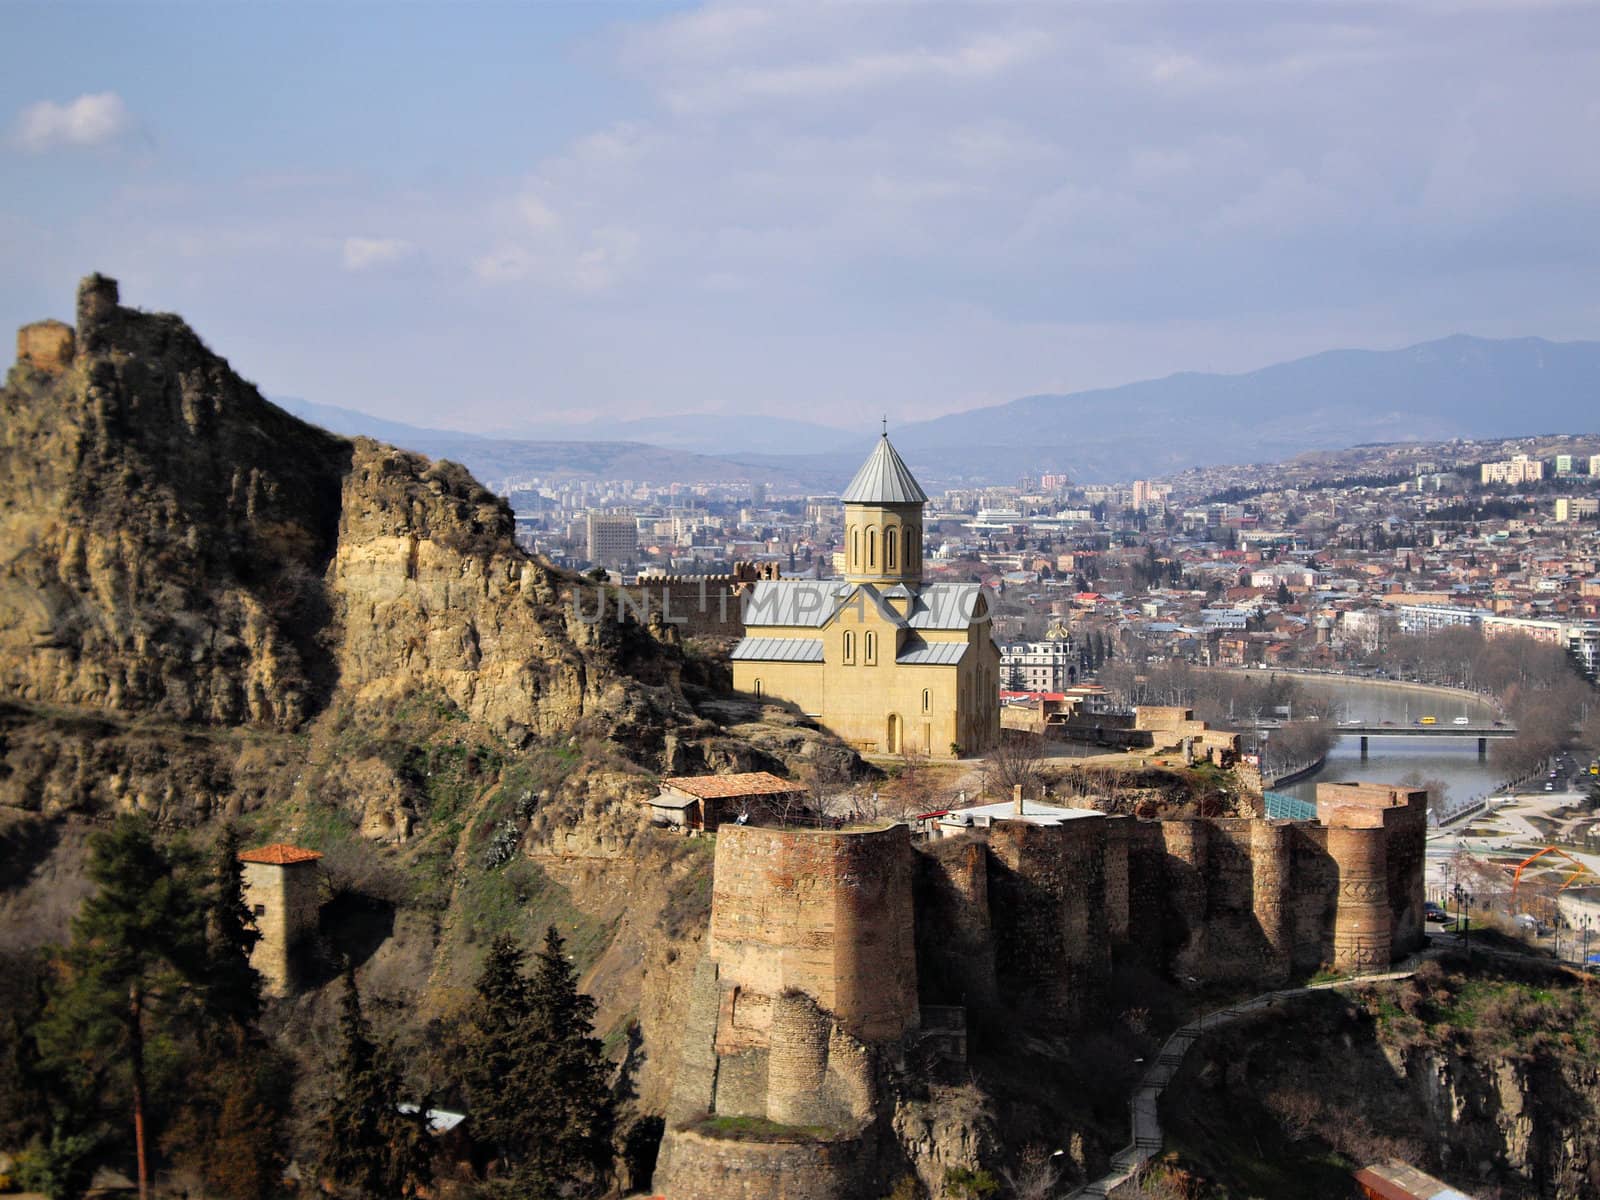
(654, 780, 1426, 1199)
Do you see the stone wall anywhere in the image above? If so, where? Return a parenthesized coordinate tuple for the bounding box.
(913, 835, 999, 1011)
(987, 816, 1109, 1026)
(241, 860, 321, 995)
(656, 1128, 874, 1200)
(16, 320, 74, 373)
(708, 824, 919, 1044)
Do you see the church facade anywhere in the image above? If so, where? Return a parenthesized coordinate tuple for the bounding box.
(730, 434, 1000, 758)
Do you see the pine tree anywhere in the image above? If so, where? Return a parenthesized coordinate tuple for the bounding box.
(205, 824, 264, 1035)
(457, 928, 615, 1199)
(525, 926, 615, 1197)
(322, 972, 432, 1200)
(36, 815, 209, 1200)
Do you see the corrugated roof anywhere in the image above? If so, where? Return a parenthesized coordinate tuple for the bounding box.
(742, 580, 852, 628)
(731, 636, 825, 662)
(896, 638, 968, 665)
(238, 843, 323, 866)
(841, 434, 929, 505)
(662, 772, 803, 799)
(906, 584, 988, 630)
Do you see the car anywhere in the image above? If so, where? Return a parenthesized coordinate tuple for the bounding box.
(1453, 717, 1470, 726)
(1545, 782, 1556, 791)
(1424, 901, 1450, 924)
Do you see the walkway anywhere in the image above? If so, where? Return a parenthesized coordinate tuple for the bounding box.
(1066, 957, 1433, 1199)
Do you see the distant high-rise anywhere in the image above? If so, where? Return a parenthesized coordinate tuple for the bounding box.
(585, 511, 638, 568)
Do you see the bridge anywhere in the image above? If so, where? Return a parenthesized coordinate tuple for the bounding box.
(1334, 724, 1515, 759)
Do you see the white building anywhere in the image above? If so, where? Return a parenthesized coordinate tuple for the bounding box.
(1000, 639, 1078, 692)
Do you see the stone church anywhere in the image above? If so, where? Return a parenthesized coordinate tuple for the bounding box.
(731, 433, 1000, 757)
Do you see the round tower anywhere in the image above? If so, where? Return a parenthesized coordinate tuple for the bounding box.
(841, 429, 927, 586)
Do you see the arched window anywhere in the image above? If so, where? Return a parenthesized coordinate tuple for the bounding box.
(865, 631, 877, 663)
(906, 527, 916, 568)
(851, 528, 858, 569)
(922, 688, 930, 713)
(868, 528, 876, 568)
(754, 678, 763, 698)
(843, 631, 855, 663)
(886, 526, 897, 568)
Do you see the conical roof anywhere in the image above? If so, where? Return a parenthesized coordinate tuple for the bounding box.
(840, 433, 928, 505)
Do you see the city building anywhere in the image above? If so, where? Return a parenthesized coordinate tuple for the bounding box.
(1480, 454, 1544, 485)
(1000, 639, 1078, 692)
(1555, 497, 1599, 522)
(730, 433, 1001, 757)
(585, 510, 639, 568)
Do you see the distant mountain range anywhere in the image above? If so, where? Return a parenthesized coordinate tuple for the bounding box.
(280, 334, 1600, 489)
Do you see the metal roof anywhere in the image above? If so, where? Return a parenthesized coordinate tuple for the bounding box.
(841, 434, 929, 505)
(742, 580, 853, 628)
(905, 584, 988, 630)
(730, 636, 825, 662)
(896, 638, 968, 666)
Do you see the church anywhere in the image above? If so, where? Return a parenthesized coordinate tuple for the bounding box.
(730, 432, 1000, 758)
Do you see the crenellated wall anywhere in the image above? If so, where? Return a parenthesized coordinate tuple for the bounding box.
(656, 781, 1427, 1200)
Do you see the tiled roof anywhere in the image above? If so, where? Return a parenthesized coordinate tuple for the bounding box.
(662, 772, 803, 799)
(731, 636, 825, 662)
(238, 843, 323, 866)
(840, 434, 929, 505)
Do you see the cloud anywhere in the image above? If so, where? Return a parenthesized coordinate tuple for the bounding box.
(12, 92, 132, 152)
(341, 237, 415, 271)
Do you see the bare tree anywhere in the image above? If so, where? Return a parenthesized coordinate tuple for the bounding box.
(982, 731, 1048, 799)
(999, 1144, 1062, 1200)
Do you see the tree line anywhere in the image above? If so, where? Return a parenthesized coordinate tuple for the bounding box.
(0, 816, 617, 1200)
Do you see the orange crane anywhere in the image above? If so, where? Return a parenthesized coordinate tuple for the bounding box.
(1509, 846, 1595, 901)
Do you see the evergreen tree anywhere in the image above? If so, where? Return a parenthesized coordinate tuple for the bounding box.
(35, 816, 209, 1200)
(458, 928, 615, 1199)
(1275, 581, 1293, 606)
(525, 926, 615, 1197)
(322, 972, 433, 1200)
(205, 824, 264, 1035)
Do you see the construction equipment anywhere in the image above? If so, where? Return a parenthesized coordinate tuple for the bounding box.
(1510, 845, 1595, 902)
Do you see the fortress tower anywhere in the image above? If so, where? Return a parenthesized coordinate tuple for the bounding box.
(239, 842, 324, 996)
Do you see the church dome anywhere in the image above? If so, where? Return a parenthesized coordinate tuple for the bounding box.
(841, 433, 928, 505)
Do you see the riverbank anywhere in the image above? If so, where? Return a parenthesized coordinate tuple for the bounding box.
(1199, 666, 1503, 716)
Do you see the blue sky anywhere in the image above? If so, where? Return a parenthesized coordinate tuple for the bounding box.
(4, 1, 1599, 432)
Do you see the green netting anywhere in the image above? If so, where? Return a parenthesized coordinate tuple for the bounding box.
(1263, 791, 1317, 821)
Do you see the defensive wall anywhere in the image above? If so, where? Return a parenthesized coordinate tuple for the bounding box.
(618, 560, 777, 639)
(656, 782, 1425, 1199)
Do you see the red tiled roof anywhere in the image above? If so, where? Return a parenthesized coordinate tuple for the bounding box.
(238, 843, 323, 866)
(660, 772, 803, 799)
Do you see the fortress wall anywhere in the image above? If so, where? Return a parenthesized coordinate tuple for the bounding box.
(1286, 824, 1338, 970)
(1381, 798, 1429, 955)
(666, 956, 724, 1125)
(241, 860, 321, 996)
(1102, 816, 1132, 944)
(622, 578, 750, 638)
(767, 991, 834, 1127)
(1120, 820, 1166, 967)
(1326, 823, 1391, 973)
(1158, 820, 1209, 976)
(988, 816, 1109, 1025)
(654, 1129, 872, 1200)
(1250, 820, 1293, 982)
(913, 836, 999, 1009)
(709, 824, 918, 1044)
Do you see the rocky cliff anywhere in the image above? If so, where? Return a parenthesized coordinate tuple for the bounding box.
(0, 277, 850, 1153)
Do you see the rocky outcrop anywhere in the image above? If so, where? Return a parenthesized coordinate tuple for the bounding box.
(0, 276, 697, 773)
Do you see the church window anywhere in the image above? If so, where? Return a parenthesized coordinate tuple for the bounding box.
(868, 528, 876, 567)
(886, 526, 897, 568)
(851, 528, 858, 569)
(865, 631, 877, 664)
(754, 678, 763, 698)
(922, 688, 930, 712)
(843, 631, 855, 663)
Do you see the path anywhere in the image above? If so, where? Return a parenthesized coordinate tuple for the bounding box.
(1066, 955, 1435, 1199)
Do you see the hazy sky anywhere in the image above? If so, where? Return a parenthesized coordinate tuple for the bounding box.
(4, 1, 1598, 433)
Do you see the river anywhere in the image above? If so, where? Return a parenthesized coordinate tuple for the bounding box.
(1242, 673, 1506, 811)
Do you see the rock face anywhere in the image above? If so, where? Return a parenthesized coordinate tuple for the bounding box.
(0, 275, 690, 760)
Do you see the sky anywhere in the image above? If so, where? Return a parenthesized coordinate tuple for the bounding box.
(3, 1, 1599, 434)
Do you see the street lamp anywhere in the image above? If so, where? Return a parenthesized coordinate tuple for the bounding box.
(1453, 884, 1474, 958)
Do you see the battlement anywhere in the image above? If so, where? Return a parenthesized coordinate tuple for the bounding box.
(15, 320, 75, 373)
